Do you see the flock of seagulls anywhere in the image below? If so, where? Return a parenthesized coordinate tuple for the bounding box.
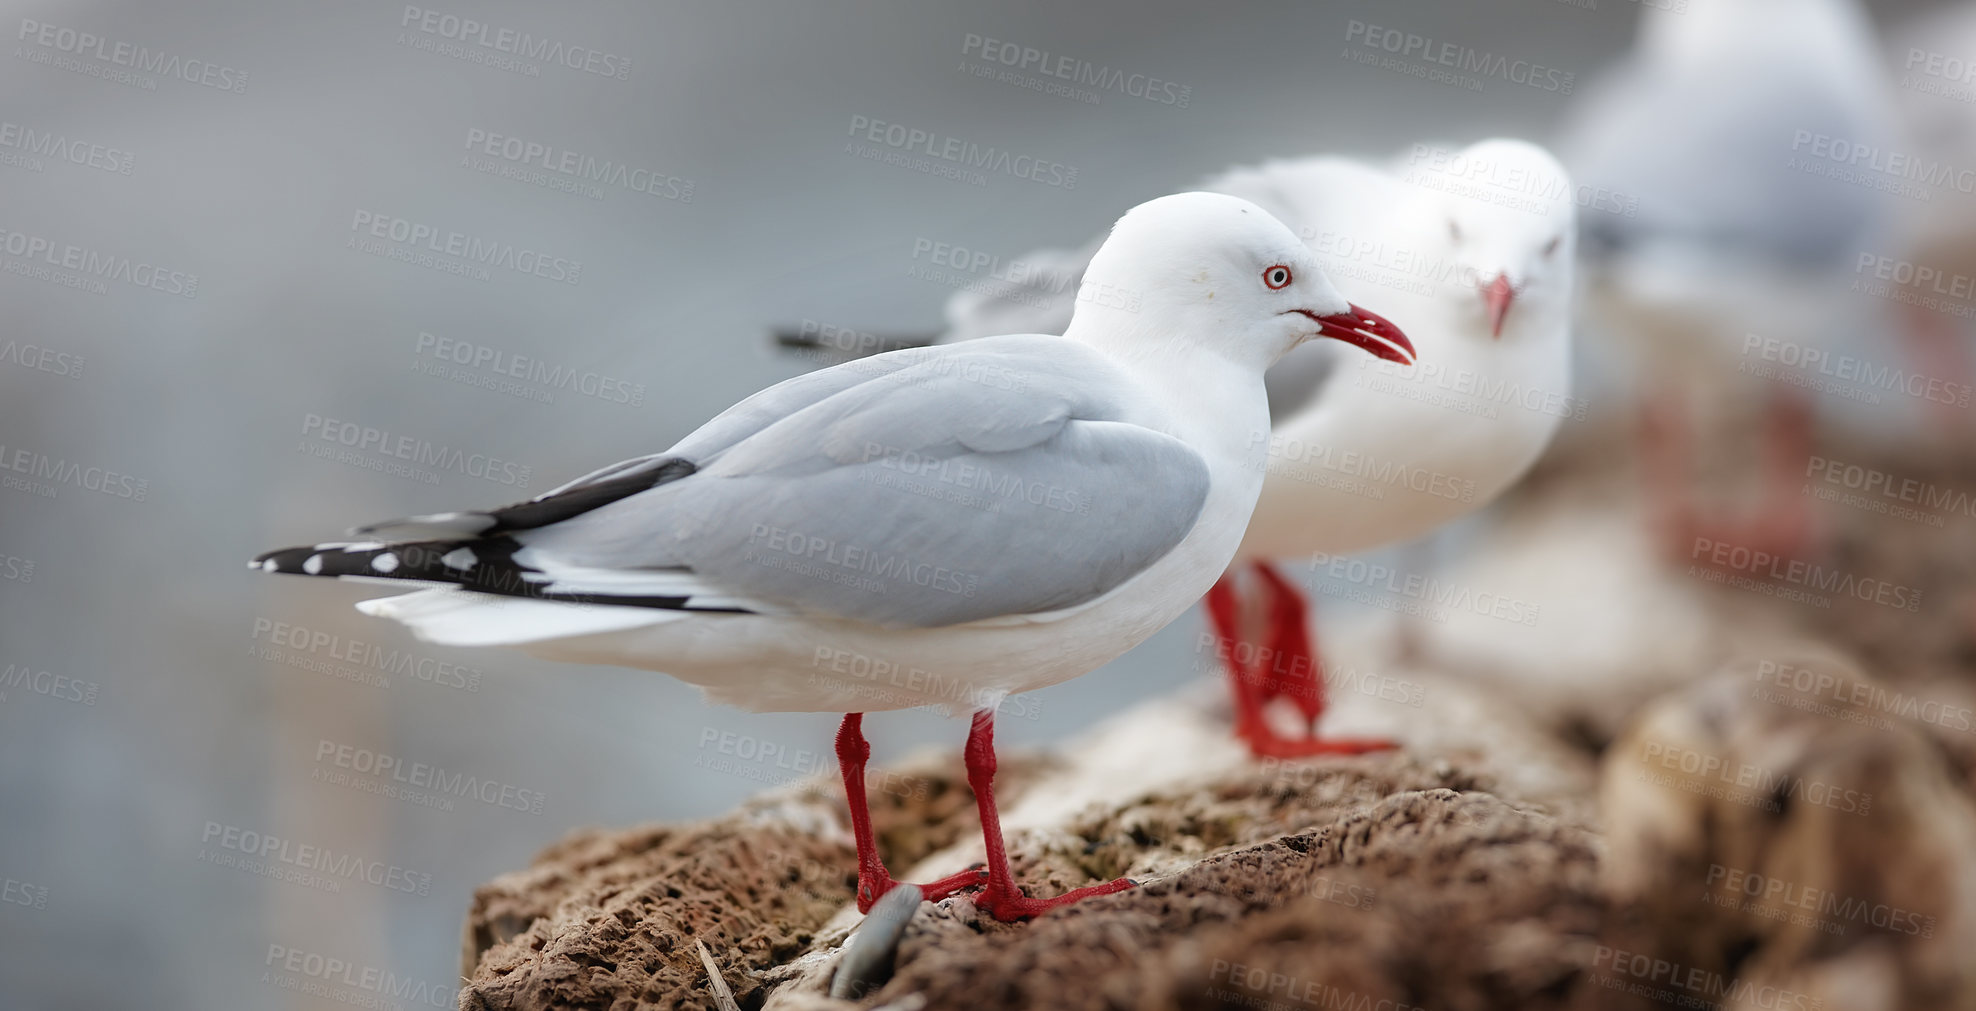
(253, 0, 1971, 921)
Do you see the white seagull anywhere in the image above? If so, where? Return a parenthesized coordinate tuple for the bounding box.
(1885, 2, 1976, 424)
(1556, 0, 1899, 563)
(252, 193, 1415, 921)
(822, 139, 1576, 757)
(1215, 140, 1577, 756)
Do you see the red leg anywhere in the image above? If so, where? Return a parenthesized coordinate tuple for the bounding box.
(1751, 390, 1818, 562)
(837, 714, 986, 914)
(1899, 301, 1974, 434)
(1206, 575, 1272, 746)
(1245, 563, 1395, 758)
(1252, 561, 1324, 724)
(1670, 388, 1825, 576)
(1639, 388, 1697, 560)
(964, 708, 1136, 921)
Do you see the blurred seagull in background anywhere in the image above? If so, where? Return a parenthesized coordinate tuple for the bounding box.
(1212, 140, 1577, 757)
(1557, 0, 1901, 564)
(784, 139, 1575, 758)
(252, 193, 1415, 922)
(1884, 2, 1976, 421)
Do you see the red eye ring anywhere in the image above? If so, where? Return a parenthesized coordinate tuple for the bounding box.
(1262, 264, 1292, 289)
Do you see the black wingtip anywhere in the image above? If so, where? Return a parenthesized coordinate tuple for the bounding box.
(251, 546, 317, 574)
(769, 327, 936, 359)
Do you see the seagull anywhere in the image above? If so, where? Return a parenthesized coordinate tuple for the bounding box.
(1885, 2, 1976, 425)
(1556, 0, 1900, 564)
(1214, 139, 1577, 756)
(251, 193, 1416, 921)
(791, 140, 1575, 758)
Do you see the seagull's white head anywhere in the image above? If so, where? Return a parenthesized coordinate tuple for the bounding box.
(1072, 191, 1414, 369)
(1423, 139, 1578, 340)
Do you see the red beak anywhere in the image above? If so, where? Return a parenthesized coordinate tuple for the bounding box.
(1483, 274, 1515, 338)
(1300, 304, 1415, 365)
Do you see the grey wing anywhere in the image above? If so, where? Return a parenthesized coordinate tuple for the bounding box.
(347, 346, 942, 542)
(523, 337, 1213, 628)
(1264, 339, 1345, 425)
(937, 241, 1100, 344)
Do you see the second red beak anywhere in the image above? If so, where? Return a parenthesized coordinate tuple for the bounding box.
(1483, 274, 1515, 338)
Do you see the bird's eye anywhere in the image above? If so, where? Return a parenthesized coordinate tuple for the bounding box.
(1542, 236, 1561, 258)
(1448, 221, 1462, 243)
(1262, 265, 1292, 289)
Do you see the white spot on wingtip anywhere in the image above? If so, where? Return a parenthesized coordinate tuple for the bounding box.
(440, 547, 476, 570)
(371, 553, 399, 574)
(302, 554, 324, 575)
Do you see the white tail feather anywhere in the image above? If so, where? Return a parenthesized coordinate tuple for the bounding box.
(355, 589, 686, 647)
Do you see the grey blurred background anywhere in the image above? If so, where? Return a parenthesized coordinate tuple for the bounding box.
(0, 0, 1945, 1007)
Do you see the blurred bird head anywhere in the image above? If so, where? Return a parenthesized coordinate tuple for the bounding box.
(1419, 139, 1578, 340)
(1075, 192, 1415, 369)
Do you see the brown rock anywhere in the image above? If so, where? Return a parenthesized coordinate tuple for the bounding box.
(1592, 653, 1976, 1011)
